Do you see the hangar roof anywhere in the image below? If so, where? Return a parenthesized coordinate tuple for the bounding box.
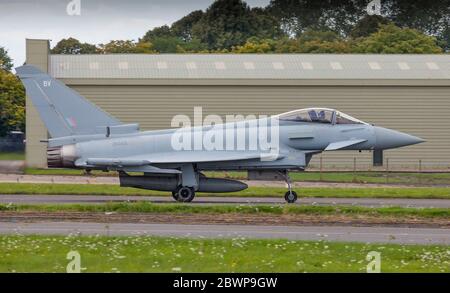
(50, 54, 450, 80)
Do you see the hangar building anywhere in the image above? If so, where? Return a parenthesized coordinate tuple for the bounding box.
(24, 39, 450, 170)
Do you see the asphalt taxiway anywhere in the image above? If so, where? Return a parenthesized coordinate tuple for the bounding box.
(0, 222, 448, 244)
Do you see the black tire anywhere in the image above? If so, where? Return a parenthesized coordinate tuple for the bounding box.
(284, 191, 298, 203)
(177, 187, 195, 202)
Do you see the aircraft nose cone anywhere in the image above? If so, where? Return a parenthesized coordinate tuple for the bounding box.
(374, 126, 425, 149)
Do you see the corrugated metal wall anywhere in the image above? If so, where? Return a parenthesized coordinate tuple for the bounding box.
(25, 40, 49, 168)
(68, 84, 450, 170)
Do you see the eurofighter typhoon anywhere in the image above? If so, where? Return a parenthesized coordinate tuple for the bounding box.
(16, 65, 424, 203)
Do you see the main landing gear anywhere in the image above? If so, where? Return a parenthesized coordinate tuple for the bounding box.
(172, 186, 195, 202)
(279, 170, 298, 203)
(172, 164, 197, 203)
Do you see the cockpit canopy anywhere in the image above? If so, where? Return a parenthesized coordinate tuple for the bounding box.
(277, 108, 367, 125)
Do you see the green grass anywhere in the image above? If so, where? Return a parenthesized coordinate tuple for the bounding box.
(0, 152, 25, 161)
(0, 183, 449, 199)
(208, 171, 450, 185)
(2, 202, 449, 218)
(24, 167, 109, 176)
(24, 168, 450, 185)
(0, 235, 448, 272)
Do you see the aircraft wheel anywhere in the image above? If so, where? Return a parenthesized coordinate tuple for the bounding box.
(284, 191, 297, 203)
(177, 187, 195, 203)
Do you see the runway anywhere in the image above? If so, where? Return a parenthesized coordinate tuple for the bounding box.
(0, 221, 448, 244)
(1, 194, 450, 208)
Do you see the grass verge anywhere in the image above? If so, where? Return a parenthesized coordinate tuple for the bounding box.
(1, 202, 449, 218)
(0, 183, 449, 199)
(0, 152, 24, 161)
(0, 235, 448, 272)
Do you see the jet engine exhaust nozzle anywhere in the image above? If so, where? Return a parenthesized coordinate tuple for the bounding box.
(47, 145, 78, 168)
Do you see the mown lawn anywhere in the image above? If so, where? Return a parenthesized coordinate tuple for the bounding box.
(0, 183, 449, 199)
(0, 235, 448, 273)
(292, 172, 450, 185)
(0, 152, 25, 161)
(2, 202, 449, 219)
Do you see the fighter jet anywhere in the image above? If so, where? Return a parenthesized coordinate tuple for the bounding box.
(16, 65, 424, 203)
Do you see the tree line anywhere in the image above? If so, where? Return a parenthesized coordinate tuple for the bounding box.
(0, 47, 24, 136)
(51, 0, 448, 54)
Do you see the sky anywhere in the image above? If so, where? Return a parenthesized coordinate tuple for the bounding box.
(0, 0, 271, 68)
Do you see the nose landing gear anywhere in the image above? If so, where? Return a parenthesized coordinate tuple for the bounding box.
(284, 190, 298, 203)
(278, 170, 298, 203)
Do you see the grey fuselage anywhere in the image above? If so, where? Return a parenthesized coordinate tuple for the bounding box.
(56, 117, 416, 173)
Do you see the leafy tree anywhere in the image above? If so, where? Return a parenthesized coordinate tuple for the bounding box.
(268, 0, 449, 50)
(297, 39, 351, 53)
(233, 32, 351, 54)
(267, 0, 368, 37)
(278, 30, 351, 53)
(192, 0, 282, 50)
(232, 38, 278, 53)
(298, 29, 341, 42)
(134, 42, 156, 53)
(353, 24, 443, 54)
(192, 0, 253, 50)
(141, 25, 174, 43)
(53, 1, 448, 55)
(438, 26, 449, 51)
(172, 10, 204, 42)
(51, 38, 98, 54)
(98, 40, 156, 54)
(98, 40, 136, 53)
(142, 25, 190, 53)
(350, 15, 391, 38)
(383, 0, 449, 50)
(0, 70, 25, 136)
(249, 7, 285, 40)
(0, 47, 13, 71)
(150, 37, 183, 53)
(175, 39, 208, 53)
(272, 38, 303, 53)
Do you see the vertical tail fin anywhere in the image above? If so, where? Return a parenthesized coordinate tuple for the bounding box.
(16, 65, 122, 138)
